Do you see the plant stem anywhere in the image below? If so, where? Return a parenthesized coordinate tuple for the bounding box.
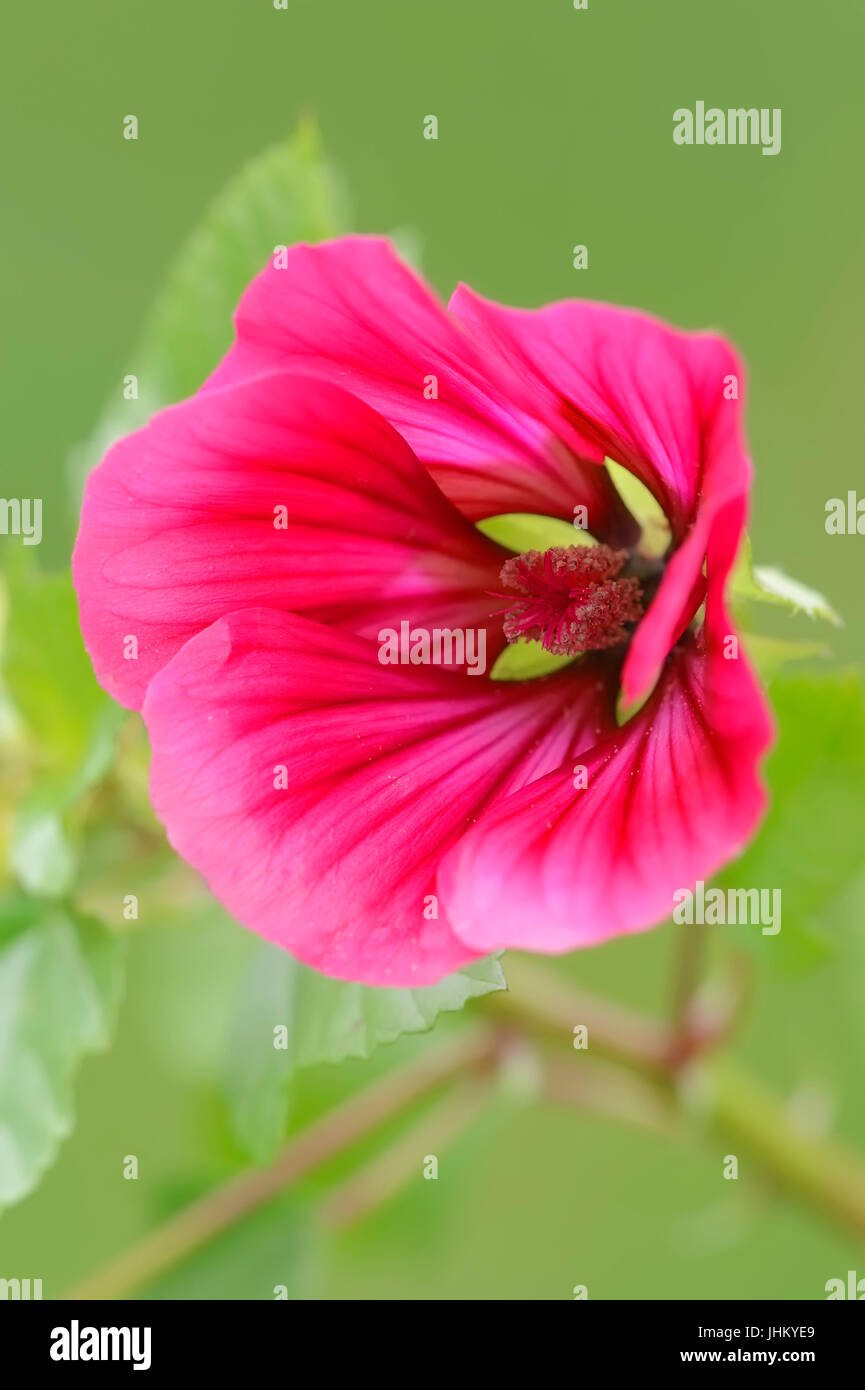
(668, 922, 708, 1064)
(68, 959, 865, 1298)
(494, 955, 671, 1079)
(500, 961, 865, 1245)
(66, 1026, 497, 1300)
(321, 1075, 491, 1229)
(709, 1060, 865, 1243)
(541, 1054, 679, 1135)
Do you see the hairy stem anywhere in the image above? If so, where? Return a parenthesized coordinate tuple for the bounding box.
(499, 959, 865, 1244)
(67, 1027, 497, 1300)
(709, 1061, 865, 1243)
(668, 922, 708, 1065)
(68, 957, 865, 1297)
(494, 955, 671, 1078)
(321, 1075, 491, 1229)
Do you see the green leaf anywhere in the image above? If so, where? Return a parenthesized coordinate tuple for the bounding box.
(0, 898, 125, 1210)
(225, 946, 506, 1162)
(8, 804, 76, 899)
(138, 119, 350, 405)
(3, 563, 122, 789)
(717, 670, 865, 973)
(742, 633, 829, 684)
(70, 121, 351, 495)
(1, 563, 123, 895)
(387, 224, 424, 272)
(730, 537, 841, 627)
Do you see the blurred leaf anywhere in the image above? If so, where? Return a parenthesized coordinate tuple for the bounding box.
(3, 563, 122, 788)
(731, 537, 841, 627)
(138, 118, 349, 404)
(226, 946, 505, 1162)
(70, 120, 351, 494)
(388, 224, 424, 271)
(743, 633, 829, 683)
(2, 563, 123, 896)
(0, 898, 125, 1210)
(9, 803, 76, 899)
(291, 955, 506, 1063)
(718, 670, 865, 972)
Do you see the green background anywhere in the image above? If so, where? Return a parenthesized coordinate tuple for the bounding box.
(2, 0, 864, 1299)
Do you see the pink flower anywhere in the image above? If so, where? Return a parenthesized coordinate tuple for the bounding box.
(73, 236, 772, 985)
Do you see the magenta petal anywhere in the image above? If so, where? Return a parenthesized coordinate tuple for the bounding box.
(450, 285, 749, 538)
(450, 286, 755, 707)
(142, 609, 615, 985)
(205, 235, 630, 530)
(437, 634, 773, 955)
(73, 372, 509, 710)
(621, 464, 750, 709)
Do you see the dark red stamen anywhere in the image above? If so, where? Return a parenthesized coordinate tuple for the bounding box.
(496, 545, 644, 656)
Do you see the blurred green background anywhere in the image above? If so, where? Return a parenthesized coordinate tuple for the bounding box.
(2, 0, 864, 1299)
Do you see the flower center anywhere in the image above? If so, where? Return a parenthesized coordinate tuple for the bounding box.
(497, 544, 645, 656)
